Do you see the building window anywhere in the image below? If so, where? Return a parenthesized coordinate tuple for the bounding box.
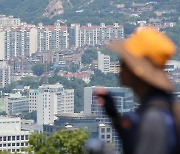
(21, 143, 24, 146)
(12, 136, 15, 141)
(17, 136, 20, 140)
(3, 136, 6, 141)
(101, 135, 105, 139)
(101, 128, 105, 133)
(21, 135, 24, 140)
(16, 143, 20, 146)
(3, 144, 6, 147)
(0, 137, 2, 141)
(106, 128, 111, 132)
(107, 135, 111, 139)
(25, 135, 28, 140)
(12, 143, 15, 146)
(8, 143, 11, 147)
(8, 136, 11, 141)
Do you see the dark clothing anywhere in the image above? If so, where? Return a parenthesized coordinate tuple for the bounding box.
(102, 90, 177, 154)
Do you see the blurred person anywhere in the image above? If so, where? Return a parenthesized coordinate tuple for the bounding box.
(96, 27, 179, 154)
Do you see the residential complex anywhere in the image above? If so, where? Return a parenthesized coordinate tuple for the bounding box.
(0, 15, 124, 60)
(69, 23, 124, 48)
(37, 22, 68, 52)
(0, 116, 31, 153)
(0, 25, 37, 60)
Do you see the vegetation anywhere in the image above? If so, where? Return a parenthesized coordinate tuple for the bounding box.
(81, 49, 98, 65)
(31, 64, 45, 76)
(0, 0, 178, 25)
(22, 129, 89, 154)
(0, 0, 49, 24)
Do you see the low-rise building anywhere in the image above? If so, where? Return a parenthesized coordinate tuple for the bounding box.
(4, 93, 29, 115)
(43, 113, 99, 137)
(0, 116, 31, 153)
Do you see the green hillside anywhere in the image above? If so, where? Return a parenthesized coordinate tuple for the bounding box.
(0, 0, 179, 25)
(0, 0, 49, 24)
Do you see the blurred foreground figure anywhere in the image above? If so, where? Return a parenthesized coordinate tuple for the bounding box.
(96, 27, 179, 154)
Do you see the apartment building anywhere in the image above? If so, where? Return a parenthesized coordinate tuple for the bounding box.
(37, 22, 68, 52)
(0, 25, 37, 60)
(0, 60, 12, 88)
(69, 23, 124, 48)
(0, 116, 31, 153)
(37, 83, 74, 126)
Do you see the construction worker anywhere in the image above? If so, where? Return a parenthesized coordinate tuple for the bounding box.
(96, 27, 178, 154)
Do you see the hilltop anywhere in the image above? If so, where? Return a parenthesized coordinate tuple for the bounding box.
(0, 0, 179, 25)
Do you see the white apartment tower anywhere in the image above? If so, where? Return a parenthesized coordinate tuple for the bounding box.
(69, 23, 124, 48)
(0, 60, 11, 88)
(37, 22, 68, 52)
(37, 83, 74, 125)
(0, 116, 31, 153)
(98, 51, 110, 73)
(0, 26, 37, 60)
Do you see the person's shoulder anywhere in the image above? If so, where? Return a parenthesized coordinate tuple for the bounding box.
(142, 108, 166, 130)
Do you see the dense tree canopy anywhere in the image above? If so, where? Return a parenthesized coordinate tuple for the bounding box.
(22, 129, 89, 154)
(31, 64, 45, 76)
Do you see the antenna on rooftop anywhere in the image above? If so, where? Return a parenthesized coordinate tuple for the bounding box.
(44, 51, 49, 84)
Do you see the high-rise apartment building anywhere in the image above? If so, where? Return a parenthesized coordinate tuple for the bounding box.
(37, 83, 74, 125)
(0, 60, 12, 88)
(0, 25, 37, 60)
(0, 116, 31, 153)
(37, 22, 68, 52)
(98, 51, 111, 73)
(4, 93, 29, 115)
(84, 86, 134, 153)
(69, 23, 124, 48)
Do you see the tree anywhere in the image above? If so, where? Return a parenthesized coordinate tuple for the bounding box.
(81, 49, 98, 65)
(31, 64, 45, 76)
(22, 129, 89, 154)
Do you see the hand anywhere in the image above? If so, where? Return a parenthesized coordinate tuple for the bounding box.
(94, 87, 108, 106)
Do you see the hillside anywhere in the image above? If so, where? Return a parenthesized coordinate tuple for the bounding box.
(0, 0, 179, 25)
